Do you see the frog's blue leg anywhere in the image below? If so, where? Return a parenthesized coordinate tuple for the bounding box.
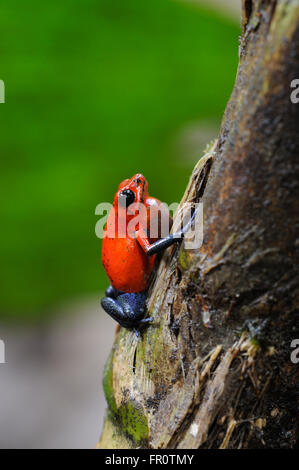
(105, 285, 123, 299)
(101, 292, 150, 330)
(101, 297, 129, 327)
(146, 208, 198, 256)
(117, 292, 147, 323)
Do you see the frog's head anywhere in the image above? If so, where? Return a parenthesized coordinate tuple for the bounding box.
(115, 174, 148, 210)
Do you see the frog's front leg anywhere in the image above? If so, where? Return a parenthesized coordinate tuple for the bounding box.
(136, 207, 197, 257)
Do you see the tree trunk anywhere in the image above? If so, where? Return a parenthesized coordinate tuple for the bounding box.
(98, 0, 299, 449)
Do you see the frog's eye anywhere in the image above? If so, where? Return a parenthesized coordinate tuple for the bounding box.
(119, 189, 135, 208)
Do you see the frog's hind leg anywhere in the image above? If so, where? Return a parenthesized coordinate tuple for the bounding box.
(105, 285, 123, 299)
(101, 297, 129, 327)
(101, 292, 149, 332)
(117, 292, 146, 324)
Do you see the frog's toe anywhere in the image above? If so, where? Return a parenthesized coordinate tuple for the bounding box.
(133, 328, 141, 340)
(139, 317, 153, 324)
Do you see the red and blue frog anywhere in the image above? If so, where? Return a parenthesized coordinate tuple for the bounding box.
(101, 174, 194, 337)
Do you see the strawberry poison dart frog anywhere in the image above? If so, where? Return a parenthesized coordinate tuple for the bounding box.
(101, 174, 194, 337)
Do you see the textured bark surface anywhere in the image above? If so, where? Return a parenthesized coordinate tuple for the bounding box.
(98, 0, 299, 449)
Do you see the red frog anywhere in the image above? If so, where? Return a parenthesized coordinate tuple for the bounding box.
(101, 174, 194, 337)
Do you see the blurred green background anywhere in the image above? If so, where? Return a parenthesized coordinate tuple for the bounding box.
(0, 0, 239, 320)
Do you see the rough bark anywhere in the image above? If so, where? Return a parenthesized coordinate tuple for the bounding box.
(98, 0, 299, 449)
